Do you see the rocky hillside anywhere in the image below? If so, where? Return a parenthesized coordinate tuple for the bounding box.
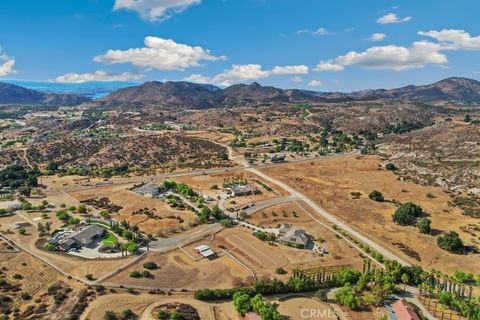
(97, 77, 480, 109)
(0, 82, 90, 106)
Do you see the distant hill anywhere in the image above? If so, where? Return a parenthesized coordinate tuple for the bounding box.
(0, 82, 90, 106)
(348, 77, 480, 102)
(25, 76, 480, 109)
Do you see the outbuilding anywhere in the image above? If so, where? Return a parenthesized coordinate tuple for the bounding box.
(195, 245, 216, 259)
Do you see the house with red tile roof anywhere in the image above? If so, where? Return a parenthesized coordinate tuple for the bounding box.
(390, 299, 420, 320)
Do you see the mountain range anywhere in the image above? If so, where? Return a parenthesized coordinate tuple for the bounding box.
(97, 77, 480, 109)
(1, 77, 480, 108)
(0, 82, 90, 106)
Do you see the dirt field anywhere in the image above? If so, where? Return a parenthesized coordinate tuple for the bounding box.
(261, 154, 480, 274)
(275, 296, 340, 320)
(245, 201, 366, 270)
(81, 292, 240, 320)
(107, 249, 252, 289)
(211, 226, 363, 280)
(0, 251, 86, 320)
(67, 184, 198, 234)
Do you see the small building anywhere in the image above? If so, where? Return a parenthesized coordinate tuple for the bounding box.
(195, 245, 216, 259)
(278, 224, 310, 248)
(390, 300, 420, 320)
(135, 183, 162, 197)
(244, 313, 261, 320)
(228, 185, 258, 197)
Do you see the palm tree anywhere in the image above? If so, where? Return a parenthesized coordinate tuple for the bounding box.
(401, 273, 410, 292)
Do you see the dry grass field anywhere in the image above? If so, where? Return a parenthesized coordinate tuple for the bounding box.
(0, 252, 85, 319)
(246, 201, 366, 269)
(107, 249, 252, 289)
(68, 184, 198, 234)
(261, 154, 480, 274)
(213, 226, 364, 280)
(81, 292, 239, 320)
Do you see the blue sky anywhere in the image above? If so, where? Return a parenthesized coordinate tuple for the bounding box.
(1, 0, 480, 91)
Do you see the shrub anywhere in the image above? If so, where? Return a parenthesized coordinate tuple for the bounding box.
(129, 271, 142, 278)
(385, 163, 398, 171)
(393, 202, 423, 226)
(437, 231, 463, 252)
(275, 267, 287, 275)
(143, 262, 158, 270)
(104, 311, 117, 320)
(416, 218, 431, 234)
(85, 273, 94, 281)
(368, 190, 384, 202)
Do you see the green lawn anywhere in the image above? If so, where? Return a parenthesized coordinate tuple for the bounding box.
(102, 233, 118, 246)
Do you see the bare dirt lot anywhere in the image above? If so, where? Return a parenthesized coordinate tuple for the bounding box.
(81, 292, 239, 320)
(0, 251, 85, 320)
(106, 249, 252, 289)
(261, 154, 480, 274)
(246, 201, 366, 270)
(212, 226, 363, 280)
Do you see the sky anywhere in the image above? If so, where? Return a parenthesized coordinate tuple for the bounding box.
(1, 0, 480, 92)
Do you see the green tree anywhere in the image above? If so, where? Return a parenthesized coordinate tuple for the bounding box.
(368, 190, 384, 202)
(437, 231, 463, 252)
(401, 273, 410, 292)
(233, 292, 252, 316)
(393, 202, 423, 226)
(335, 284, 361, 310)
(122, 242, 139, 255)
(259, 302, 280, 320)
(416, 218, 431, 234)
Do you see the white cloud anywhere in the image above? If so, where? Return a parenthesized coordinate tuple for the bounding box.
(272, 65, 309, 75)
(113, 0, 201, 21)
(184, 64, 270, 85)
(94, 36, 225, 71)
(0, 48, 16, 77)
(377, 13, 411, 24)
(314, 61, 345, 72)
(315, 41, 447, 71)
(211, 64, 270, 85)
(418, 29, 480, 50)
(369, 33, 387, 41)
(54, 70, 143, 83)
(308, 80, 322, 87)
(312, 27, 329, 36)
(0, 59, 15, 77)
(296, 29, 310, 35)
(291, 76, 303, 83)
(182, 73, 211, 83)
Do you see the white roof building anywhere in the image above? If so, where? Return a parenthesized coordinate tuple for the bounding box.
(195, 245, 216, 258)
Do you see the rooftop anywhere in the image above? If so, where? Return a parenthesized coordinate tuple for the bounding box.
(391, 300, 420, 320)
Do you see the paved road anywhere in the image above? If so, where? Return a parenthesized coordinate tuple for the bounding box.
(241, 195, 298, 215)
(148, 223, 223, 252)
